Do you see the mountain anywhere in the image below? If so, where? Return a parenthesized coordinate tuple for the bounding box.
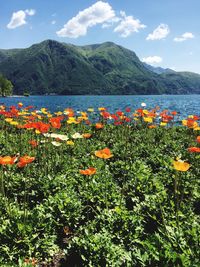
(0, 40, 112, 95)
(0, 40, 200, 95)
(143, 63, 175, 74)
(160, 71, 200, 94)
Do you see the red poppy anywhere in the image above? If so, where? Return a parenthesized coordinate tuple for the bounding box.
(101, 111, 110, 119)
(116, 110, 123, 116)
(36, 122, 50, 133)
(125, 117, 131, 122)
(114, 121, 123, 125)
(125, 107, 131, 112)
(24, 105, 34, 110)
(17, 156, 35, 168)
(188, 147, 200, 153)
(111, 114, 119, 121)
(162, 115, 173, 122)
(193, 115, 199, 121)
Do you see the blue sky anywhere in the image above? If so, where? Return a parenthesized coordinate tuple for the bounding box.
(0, 0, 200, 73)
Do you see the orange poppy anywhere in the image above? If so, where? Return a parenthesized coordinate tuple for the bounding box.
(83, 133, 92, 138)
(49, 117, 62, 129)
(38, 122, 50, 133)
(196, 136, 200, 143)
(173, 160, 190, 171)
(147, 112, 156, 118)
(18, 102, 23, 108)
(136, 108, 144, 116)
(95, 123, 104, 129)
(188, 147, 200, 153)
(85, 120, 91, 125)
(148, 125, 157, 129)
(186, 119, 198, 129)
(171, 111, 177, 116)
(24, 258, 37, 266)
(29, 140, 38, 148)
(95, 148, 113, 159)
(98, 107, 106, 111)
(79, 167, 96, 175)
(64, 108, 74, 117)
(17, 156, 35, 168)
(0, 156, 16, 165)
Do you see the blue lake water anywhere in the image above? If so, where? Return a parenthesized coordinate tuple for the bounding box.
(0, 95, 199, 118)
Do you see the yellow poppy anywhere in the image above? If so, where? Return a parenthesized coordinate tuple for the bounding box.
(173, 160, 190, 172)
(143, 117, 153, 123)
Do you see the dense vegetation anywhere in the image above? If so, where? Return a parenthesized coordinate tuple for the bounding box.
(0, 103, 200, 266)
(0, 74, 13, 96)
(0, 40, 200, 95)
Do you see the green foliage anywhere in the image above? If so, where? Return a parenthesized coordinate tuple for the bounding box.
(0, 74, 13, 96)
(0, 107, 200, 266)
(0, 40, 200, 95)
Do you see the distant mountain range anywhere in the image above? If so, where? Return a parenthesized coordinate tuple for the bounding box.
(0, 40, 200, 95)
(143, 63, 175, 75)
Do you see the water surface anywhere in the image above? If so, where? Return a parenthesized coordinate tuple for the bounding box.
(0, 95, 199, 118)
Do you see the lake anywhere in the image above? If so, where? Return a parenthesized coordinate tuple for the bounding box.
(0, 95, 200, 119)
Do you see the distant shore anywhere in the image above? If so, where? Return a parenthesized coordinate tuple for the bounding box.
(7, 95, 26, 97)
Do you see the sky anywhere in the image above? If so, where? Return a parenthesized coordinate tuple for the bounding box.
(0, 0, 200, 73)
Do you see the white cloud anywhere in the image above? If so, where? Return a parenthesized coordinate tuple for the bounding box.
(102, 17, 121, 29)
(56, 1, 115, 38)
(102, 23, 111, 29)
(174, 32, 194, 42)
(7, 9, 35, 29)
(114, 11, 146, 37)
(51, 20, 56, 25)
(25, 9, 35, 16)
(142, 56, 163, 65)
(146, 24, 170, 40)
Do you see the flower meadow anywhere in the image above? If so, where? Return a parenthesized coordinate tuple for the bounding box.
(0, 103, 200, 267)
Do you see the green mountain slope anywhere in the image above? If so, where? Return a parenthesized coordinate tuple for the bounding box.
(160, 72, 200, 94)
(0, 40, 200, 95)
(0, 40, 112, 95)
(77, 42, 165, 94)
